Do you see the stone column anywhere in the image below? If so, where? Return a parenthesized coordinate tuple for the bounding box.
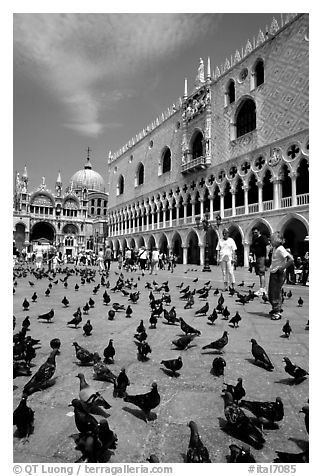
(258, 182, 263, 212)
(220, 192, 224, 218)
(244, 186, 249, 214)
(191, 200, 196, 221)
(243, 241, 249, 268)
(209, 197, 214, 220)
(182, 245, 188, 265)
(176, 205, 180, 226)
(199, 244, 205, 267)
(183, 202, 187, 224)
(151, 211, 155, 231)
(273, 179, 282, 210)
(200, 199, 204, 219)
(169, 207, 173, 228)
(157, 209, 160, 229)
(163, 209, 166, 228)
(291, 172, 297, 207)
(231, 191, 236, 216)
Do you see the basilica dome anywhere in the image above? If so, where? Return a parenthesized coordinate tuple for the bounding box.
(69, 157, 105, 192)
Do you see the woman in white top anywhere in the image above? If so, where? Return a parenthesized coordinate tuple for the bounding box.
(150, 248, 159, 275)
(34, 243, 43, 270)
(216, 228, 237, 291)
(97, 248, 105, 272)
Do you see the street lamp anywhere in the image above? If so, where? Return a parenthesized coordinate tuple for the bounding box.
(195, 210, 222, 272)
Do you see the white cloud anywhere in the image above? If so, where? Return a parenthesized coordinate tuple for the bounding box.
(14, 13, 220, 137)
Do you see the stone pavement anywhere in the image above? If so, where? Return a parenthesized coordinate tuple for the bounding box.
(13, 262, 309, 463)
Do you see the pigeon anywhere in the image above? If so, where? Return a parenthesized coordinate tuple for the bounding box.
(108, 309, 115, 320)
(237, 281, 245, 287)
(213, 288, 220, 295)
(13, 395, 34, 438)
(146, 455, 160, 463)
(176, 282, 184, 289)
(240, 397, 284, 423)
(217, 293, 225, 306)
(92, 354, 117, 383)
(67, 313, 82, 328)
(228, 444, 256, 463)
(287, 290, 292, 299)
(149, 314, 158, 329)
(38, 308, 54, 322)
(180, 285, 190, 294)
(103, 339, 115, 363)
(207, 309, 218, 325)
(69, 398, 99, 434)
(112, 303, 125, 312)
(136, 320, 146, 334)
(22, 298, 29, 311)
(247, 283, 256, 289)
(202, 331, 229, 352)
(62, 296, 69, 307)
(179, 318, 201, 335)
(123, 382, 160, 421)
(137, 341, 152, 360)
(23, 349, 59, 395)
(212, 357, 226, 376)
(298, 297, 304, 307)
(250, 339, 274, 370)
(28, 281, 35, 287)
(274, 449, 309, 463)
(45, 288, 51, 297)
(195, 302, 209, 316)
(160, 356, 183, 376)
(83, 302, 90, 314)
(75, 283, 79, 291)
(50, 338, 61, 352)
(184, 295, 194, 309)
(22, 315, 30, 330)
(113, 368, 130, 398)
(103, 291, 111, 305)
(229, 312, 242, 328)
(13, 361, 32, 378)
(300, 404, 309, 433)
(125, 305, 133, 318)
(73, 342, 96, 365)
(222, 391, 266, 447)
(282, 320, 292, 338)
(223, 378, 246, 402)
(186, 420, 211, 463)
(192, 277, 198, 283)
(262, 293, 269, 303)
(97, 418, 118, 452)
(89, 297, 95, 308)
(134, 330, 148, 343)
(83, 320, 93, 336)
(283, 357, 308, 381)
(172, 335, 196, 350)
(31, 292, 37, 302)
(76, 373, 111, 411)
(222, 306, 230, 320)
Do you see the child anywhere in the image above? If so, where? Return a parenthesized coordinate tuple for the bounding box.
(268, 232, 294, 320)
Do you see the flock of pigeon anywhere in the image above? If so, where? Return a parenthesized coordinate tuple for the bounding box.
(13, 263, 309, 463)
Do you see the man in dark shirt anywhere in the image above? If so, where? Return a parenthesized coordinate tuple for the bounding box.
(250, 227, 270, 296)
(104, 245, 112, 272)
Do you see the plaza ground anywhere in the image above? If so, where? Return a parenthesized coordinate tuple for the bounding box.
(13, 262, 309, 463)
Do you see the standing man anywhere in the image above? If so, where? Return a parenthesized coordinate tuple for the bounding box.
(104, 245, 112, 273)
(216, 228, 237, 291)
(250, 227, 271, 296)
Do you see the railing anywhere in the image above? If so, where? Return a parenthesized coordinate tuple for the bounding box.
(235, 206, 245, 216)
(281, 196, 292, 208)
(178, 217, 185, 225)
(248, 203, 259, 214)
(297, 193, 309, 205)
(186, 216, 193, 224)
(181, 156, 207, 173)
(224, 208, 233, 217)
(263, 200, 273, 211)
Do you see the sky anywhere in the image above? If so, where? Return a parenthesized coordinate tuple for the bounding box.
(13, 10, 284, 192)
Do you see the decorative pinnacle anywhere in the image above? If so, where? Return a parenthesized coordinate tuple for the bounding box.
(184, 78, 188, 99)
(207, 57, 211, 80)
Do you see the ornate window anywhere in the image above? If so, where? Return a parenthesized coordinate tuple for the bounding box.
(254, 59, 264, 88)
(225, 79, 235, 106)
(135, 163, 144, 187)
(117, 175, 124, 196)
(162, 147, 171, 174)
(191, 131, 204, 159)
(236, 99, 256, 138)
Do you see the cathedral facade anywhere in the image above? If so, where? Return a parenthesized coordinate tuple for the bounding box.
(13, 155, 109, 258)
(105, 13, 309, 266)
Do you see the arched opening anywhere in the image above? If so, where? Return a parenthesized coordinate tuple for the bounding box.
(195, 191, 201, 216)
(248, 174, 258, 204)
(223, 182, 232, 209)
(128, 238, 135, 250)
(187, 230, 200, 265)
(147, 235, 156, 252)
(191, 131, 204, 159)
(159, 234, 168, 255)
(228, 226, 244, 267)
(227, 79, 235, 104)
(178, 196, 184, 218)
(30, 222, 55, 243)
(207, 228, 218, 265)
(117, 175, 124, 195)
(14, 223, 26, 251)
(235, 177, 244, 207)
(281, 218, 308, 258)
(186, 194, 192, 217)
(254, 59, 264, 87)
(162, 148, 171, 174)
(203, 188, 210, 212)
(236, 99, 256, 138)
(262, 170, 273, 201)
(280, 164, 292, 198)
(213, 186, 220, 212)
(137, 236, 145, 248)
(296, 159, 309, 195)
(137, 163, 144, 186)
(172, 232, 183, 264)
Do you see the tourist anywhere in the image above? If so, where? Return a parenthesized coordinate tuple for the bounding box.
(285, 248, 296, 284)
(52, 253, 61, 272)
(104, 245, 112, 272)
(216, 228, 237, 291)
(150, 247, 159, 275)
(268, 232, 294, 320)
(138, 246, 148, 270)
(250, 227, 271, 296)
(34, 242, 43, 270)
(117, 251, 123, 270)
(97, 248, 105, 273)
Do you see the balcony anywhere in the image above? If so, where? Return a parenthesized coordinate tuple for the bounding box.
(181, 156, 208, 174)
(297, 193, 309, 205)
